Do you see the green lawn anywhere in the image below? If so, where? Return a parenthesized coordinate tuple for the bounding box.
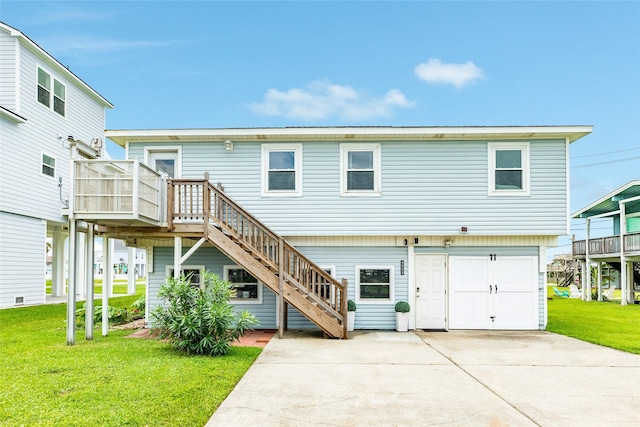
(46, 278, 147, 296)
(547, 286, 640, 354)
(0, 295, 261, 426)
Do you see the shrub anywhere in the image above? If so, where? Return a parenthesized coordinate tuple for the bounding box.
(151, 271, 259, 356)
(395, 301, 410, 313)
(75, 302, 141, 326)
(348, 299, 357, 312)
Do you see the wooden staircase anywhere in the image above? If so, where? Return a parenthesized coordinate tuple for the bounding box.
(169, 177, 348, 339)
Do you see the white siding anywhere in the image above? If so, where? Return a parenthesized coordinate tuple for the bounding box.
(0, 212, 46, 307)
(0, 29, 17, 110)
(128, 138, 568, 237)
(0, 36, 107, 223)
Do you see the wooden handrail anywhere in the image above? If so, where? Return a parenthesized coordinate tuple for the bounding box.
(168, 177, 348, 334)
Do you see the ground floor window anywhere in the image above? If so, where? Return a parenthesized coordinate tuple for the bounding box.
(166, 266, 204, 287)
(225, 266, 262, 304)
(356, 266, 394, 303)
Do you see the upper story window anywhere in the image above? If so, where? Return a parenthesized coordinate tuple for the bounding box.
(488, 142, 530, 196)
(37, 67, 66, 117)
(42, 154, 55, 177)
(340, 143, 381, 196)
(261, 144, 302, 196)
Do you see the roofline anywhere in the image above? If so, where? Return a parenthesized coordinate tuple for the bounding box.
(572, 180, 640, 218)
(0, 22, 114, 109)
(106, 125, 593, 147)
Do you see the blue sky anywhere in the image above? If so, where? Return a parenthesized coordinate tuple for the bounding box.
(2, 1, 639, 255)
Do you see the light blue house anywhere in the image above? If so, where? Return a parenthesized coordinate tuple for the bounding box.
(0, 22, 112, 308)
(69, 126, 591, 338)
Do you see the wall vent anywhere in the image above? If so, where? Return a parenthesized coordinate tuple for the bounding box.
(14, 296, 25, 305)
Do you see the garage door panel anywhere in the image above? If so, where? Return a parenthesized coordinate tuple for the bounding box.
(450, 292, 489, 329)
(449, 256, 538, 330)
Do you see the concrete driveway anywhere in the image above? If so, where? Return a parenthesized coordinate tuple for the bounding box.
(207, 330, 640, 427)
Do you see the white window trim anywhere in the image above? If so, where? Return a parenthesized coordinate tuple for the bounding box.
(36, 65, 66, 118)
(488, 142, 530, 196)
(355, 265, 395, 304)
(41, 152, 56, 179)
(144, 146, 182, 178)
(261, 144, 303, 197)
(224, 265, 263, 304)
(340, 143, 381, 196)
(165, 265, 205, 285)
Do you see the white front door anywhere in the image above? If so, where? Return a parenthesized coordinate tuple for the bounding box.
(415, 254, 447, 330)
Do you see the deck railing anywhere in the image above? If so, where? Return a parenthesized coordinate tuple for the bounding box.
(72, 160, 165, 224)
(573, 232, 640, 256)
(168, 177, 348, 331)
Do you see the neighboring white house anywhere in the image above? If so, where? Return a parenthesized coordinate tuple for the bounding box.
(68, 125, 591, 338)
(0, 22, 113, 308)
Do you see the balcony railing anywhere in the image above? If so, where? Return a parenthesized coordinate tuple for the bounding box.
(72, 160, 166, 226)
(573, 232, 640, 257)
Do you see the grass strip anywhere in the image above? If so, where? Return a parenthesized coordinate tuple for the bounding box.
(547, 287, 640, 354)
(0, 297, 261, 426)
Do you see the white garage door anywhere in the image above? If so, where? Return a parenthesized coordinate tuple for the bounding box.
(449, 256, 539, 330)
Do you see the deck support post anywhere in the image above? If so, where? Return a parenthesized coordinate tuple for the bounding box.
(85, 224, 95, 340)
(66, 220, 78, 345)
(51, 228, 66, 297)
(127, 246, 136, 294)
(583, 219, 591, 301)
(174, 237, 182, 279)
(278, 238, 284, 339)
(102, 236, 111, 336)
(620, 203, 628, 306)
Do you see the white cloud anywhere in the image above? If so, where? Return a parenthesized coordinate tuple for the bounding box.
(250, 80, 414, 121)
(414, 58, 485, 88)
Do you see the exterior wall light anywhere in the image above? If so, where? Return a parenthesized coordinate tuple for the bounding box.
(224, 140, 233, 151)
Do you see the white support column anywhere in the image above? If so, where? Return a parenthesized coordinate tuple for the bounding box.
(85, 225, 95, 340)
(106, 238, 114, 298)
(597, 262, 602, 302)
(584, 219, 591, 301)
(66, 220, 78, 345)
(127, 246, 136, 294)
(627, 262, 635, 303)
(581, 260, 588, 301)
(174, 237, 182, 278)
(77, 231, 86, 299)
(620, 203, 627, 306)
(102, 236, 111, 337)
(407, 245, 416, 331)
(51, 229, 66, 297)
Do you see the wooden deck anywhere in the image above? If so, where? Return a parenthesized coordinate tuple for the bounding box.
(73, 163, 348, 339)
(573, 232, 640, 259)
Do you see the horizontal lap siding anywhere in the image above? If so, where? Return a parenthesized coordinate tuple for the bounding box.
(292, 246, 408, 330)
(1, 41, 106, 223)
(129, 139, 567, 236)
(148, 246, 276, 328)
(0, 212, 45, 307)
(0, 30, 16, 110)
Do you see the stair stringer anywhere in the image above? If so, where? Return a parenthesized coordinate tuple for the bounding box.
(206, 224, 345, 338)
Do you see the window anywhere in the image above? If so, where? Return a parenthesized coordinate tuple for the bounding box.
(488, 143, 530, 196)
(166, 266, 204, 288)
(42, 154, 55, 177)
(225, 266, 262, 303)
(37, 67, 66, 117)
(145, 147, 181, 178)
(261, 144, 302, 196)
(356, 266, 394, 303)
(341, 144, 381, 196)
